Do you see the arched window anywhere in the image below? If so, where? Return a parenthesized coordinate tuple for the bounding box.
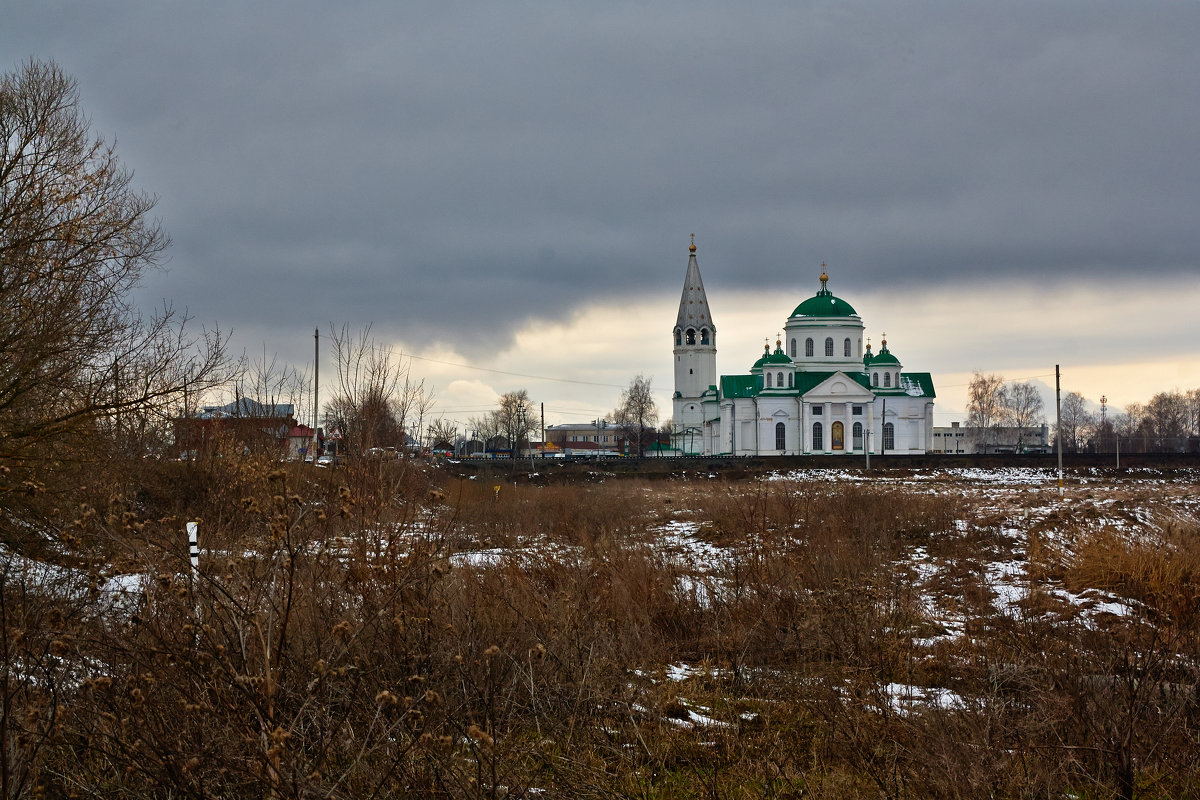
(872, 372, 878, 387)
(700, 328, 710, 345)
(844, 338, 851, 357)
(812, 422, 823, 450)
(824, 337, 834, 356)
(895, 371, 900, 387)
(883, 422, 895, 450)
(857, 338, 862, 357)
(884, 372, 891, 388)
(789, 338, 797, 357)
(852, 422, 863, 449)
(776, 371, 783, 387)
(788, 373, 793, 388)
(686, 328, 696, 345)
(674, 329, 682, 346)
(775, 422, 786, 450)
(805, 338, 814, 357)
(766, 373, 772, 388)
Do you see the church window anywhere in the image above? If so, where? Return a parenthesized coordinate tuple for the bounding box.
(852, 422, 863, 449)
(872, 372, 878, 387)
(789, 338, 796, 357)
(852, 405, 863, 415)
(884, 372, 891, 388)
(766, 373, 772, 388)
(812, 422, 823, 450)
(811, 404, 823, 415)
(674, 329, 682, 346)
(824, 337, 834, 357)
(805, 338, 814, 357)
(788, 373, 793, 388)
(884, 422, 895, 450)
(775, 422, 786, 450)
(844, 338, 851, 357)
(858, 338, 862, 356)
(895, 371, 900, 386)
(700, 328, 710, 345)
(685, 328, 696, 345)
(777, 372, 783, 387)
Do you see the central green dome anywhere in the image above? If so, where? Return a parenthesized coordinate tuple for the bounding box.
(791, 270, 858, 317)
(791, 294, 858, 317)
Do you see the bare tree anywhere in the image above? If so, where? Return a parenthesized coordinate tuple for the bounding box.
(612, 374, 659, 457)
(1146, 390, 1189, 452)
(325, 325, 430, 457)
(1115, 405, 1144, 453)
(0, 60, 229, 469)
(466, 413, 501, 455)
(244, 346, 311, 424)
(492, 390, 535, 459)
(1056, 391, 1093, 452)
(1186, 389, 1200, 446)
(1000, 381, 1045, 452)
(426, 417, 457, 453)
(965, 372, 1005, 453)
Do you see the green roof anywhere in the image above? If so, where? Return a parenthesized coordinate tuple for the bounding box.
(867, 348, 900, 366)
(793, 371, 874, 395)
(717, 369, 936, 400)
(792, 293, 858, 317)
(720, 374, 762, 398)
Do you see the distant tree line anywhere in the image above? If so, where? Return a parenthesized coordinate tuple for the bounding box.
(967, 372, 1200, 454)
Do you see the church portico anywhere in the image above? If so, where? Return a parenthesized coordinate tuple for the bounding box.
(671, 240, 936, 457)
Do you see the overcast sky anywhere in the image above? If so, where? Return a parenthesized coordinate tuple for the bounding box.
(7, 2, 1200, 428)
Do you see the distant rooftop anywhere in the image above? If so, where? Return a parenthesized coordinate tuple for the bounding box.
(197, 399, 296, 419)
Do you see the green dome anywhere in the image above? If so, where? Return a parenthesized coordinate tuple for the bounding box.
(869, 350, 899, 365)
(754, 345, 792, 370)
(791, 293, 858, 317)
(869, 341, 900, 365)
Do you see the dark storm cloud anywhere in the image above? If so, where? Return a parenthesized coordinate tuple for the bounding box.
(5, 1, 1199, 361)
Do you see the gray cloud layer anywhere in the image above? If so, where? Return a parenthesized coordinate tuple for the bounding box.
(6, 2, 1198, 361)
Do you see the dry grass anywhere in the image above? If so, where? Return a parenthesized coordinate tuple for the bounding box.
(3, 460, 1199, 798)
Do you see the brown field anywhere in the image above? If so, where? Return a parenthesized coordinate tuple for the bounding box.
(2, 458, 1198, 799)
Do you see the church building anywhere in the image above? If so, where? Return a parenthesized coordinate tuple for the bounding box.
(672, 239, 935, 456)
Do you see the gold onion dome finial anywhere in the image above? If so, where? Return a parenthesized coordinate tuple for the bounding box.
(689, 233, 696, 253)
(776, 333, 782, 350)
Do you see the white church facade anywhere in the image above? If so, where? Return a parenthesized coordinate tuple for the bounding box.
(672, 239, 935, 456)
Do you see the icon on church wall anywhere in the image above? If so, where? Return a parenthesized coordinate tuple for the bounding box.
(832, 421, 845, 450)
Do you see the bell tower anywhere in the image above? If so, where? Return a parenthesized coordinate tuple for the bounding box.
(672, 235, 716, 448)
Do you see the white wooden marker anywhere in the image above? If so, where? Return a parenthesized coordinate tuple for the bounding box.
(187, 521, 200, 585)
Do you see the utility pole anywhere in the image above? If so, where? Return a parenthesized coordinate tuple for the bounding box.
(1055, 364, 1063, 498)
(1100, 394, 1109, 459)
(540, 402, 545, 460)
(312, 327, 320, 463)
(865, 403, 871, 470)
(514, 407, 526, 473)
